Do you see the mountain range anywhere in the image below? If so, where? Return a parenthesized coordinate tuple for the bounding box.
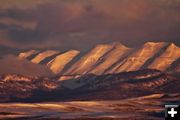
(0, 42, 179, 103)
(16, 42, 180, 77)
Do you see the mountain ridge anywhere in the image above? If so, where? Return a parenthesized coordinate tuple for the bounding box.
(13, 41, 180, 77)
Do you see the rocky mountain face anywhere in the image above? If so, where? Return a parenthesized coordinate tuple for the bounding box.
(47, 50, 80, 74)
(0, 42, 179, 102)
(17, 42, 180, 77)
(0, 74, 58, 102)
(0, 69, 179, 102)
(148, 43, 180, 70)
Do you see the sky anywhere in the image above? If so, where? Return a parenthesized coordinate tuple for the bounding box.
(0, 0, 180, 51)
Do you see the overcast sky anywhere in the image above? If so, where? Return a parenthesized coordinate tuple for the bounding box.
(0, 0, 180, 51)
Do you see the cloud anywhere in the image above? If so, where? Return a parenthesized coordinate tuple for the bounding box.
(0, 55, 54, 76)
(0, 0, 51, 9)
(0, 0, 179, 50)
(0, 17, 36, 29)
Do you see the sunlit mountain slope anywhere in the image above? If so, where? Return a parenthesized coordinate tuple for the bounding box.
(89, 43, 131, 75)
(14, 42, 180, 76)
(31, 50, 59, 64)
(107, 42, 167, 73)
(148, 43, 180, 70)
(47, 50, 80, 74)
(64, 44, 114, 75)
(18, 50, 39, 59)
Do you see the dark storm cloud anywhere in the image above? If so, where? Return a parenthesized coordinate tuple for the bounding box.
(0, 8, 35, 21)
(8, 29, 48, 43)
(0, 20, 41, 44)
(0, 22, 24, 30)
(0, 0, 180, 49)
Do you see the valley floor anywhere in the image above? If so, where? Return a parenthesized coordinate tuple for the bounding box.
(0, 93, 179, 120)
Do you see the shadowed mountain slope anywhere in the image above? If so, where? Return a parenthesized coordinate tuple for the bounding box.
(106, 42, 167, 73)
(148, 43, 180, 70)
(31, 50, 59, 64)
(89, 43, 132, 75)
(47, 50, 80, 74)
(16, 42, 180, 76)
(64, 44, 115, 75)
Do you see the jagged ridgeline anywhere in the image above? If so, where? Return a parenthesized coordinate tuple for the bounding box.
(18, 42, 180, 76)
(0, 42, 180, 102)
